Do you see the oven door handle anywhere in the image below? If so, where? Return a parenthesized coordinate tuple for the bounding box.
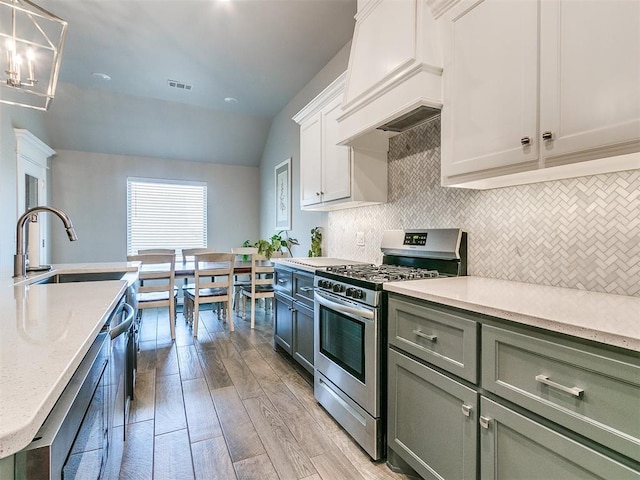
(314, 291, 374, 320)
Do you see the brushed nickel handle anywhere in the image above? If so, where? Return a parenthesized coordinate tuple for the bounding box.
(542, 131, 553, 141)
(520, 136, 531, 146)
(413, 329, 437, 342)
(479, 416, 491, 429)
(535, 375, 584, 398)
(277, 278, 287, 283)
(299, 286, 314, 292)
(461, 404, 473, 417)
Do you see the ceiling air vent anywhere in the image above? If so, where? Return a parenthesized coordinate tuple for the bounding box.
(167, 79, 193, 91)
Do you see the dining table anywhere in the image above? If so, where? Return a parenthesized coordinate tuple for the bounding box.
(174, 260, 252, 278)
(139, 260, 253, 278)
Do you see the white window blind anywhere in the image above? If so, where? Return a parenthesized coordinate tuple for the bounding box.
(127, 178, 207, 255)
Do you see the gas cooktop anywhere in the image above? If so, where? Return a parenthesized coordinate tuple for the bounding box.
(325, 264, 441, 283)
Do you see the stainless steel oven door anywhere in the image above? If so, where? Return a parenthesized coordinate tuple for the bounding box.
(314, 290, 379, 417)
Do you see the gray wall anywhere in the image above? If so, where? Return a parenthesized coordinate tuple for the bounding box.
(258, 42, 351, 256)
(328, 119, 640, 297)
(50, 150, 260, 263)
(0, 104, 50, 270)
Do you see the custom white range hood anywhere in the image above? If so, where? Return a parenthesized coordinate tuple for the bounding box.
(337, 0, 446, 146)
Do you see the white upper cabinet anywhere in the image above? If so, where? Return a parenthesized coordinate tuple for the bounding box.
(321, 97, 352, 203)
(441, 0, 640, 189)
(294, 73, 389, 211)
(539, 0, 640, 163)
(299, 114, 323, 206)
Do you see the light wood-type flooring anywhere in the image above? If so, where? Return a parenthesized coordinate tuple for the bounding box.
(119, 305, 410, 480)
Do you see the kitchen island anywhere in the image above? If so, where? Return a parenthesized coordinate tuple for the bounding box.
(0, 262, 139, 462)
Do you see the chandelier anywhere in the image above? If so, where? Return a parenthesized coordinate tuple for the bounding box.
(0, 0, 67, 110)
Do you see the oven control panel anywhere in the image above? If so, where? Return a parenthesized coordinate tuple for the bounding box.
(403, 232, 428, 246)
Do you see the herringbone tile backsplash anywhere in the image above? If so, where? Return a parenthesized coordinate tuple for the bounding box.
(328, 119, 640, 297)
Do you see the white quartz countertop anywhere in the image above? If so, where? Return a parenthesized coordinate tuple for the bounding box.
(384, 276, 640, 352)
(0, 262, 139, 459)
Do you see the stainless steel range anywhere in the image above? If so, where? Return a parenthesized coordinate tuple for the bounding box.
(313, 228, 467, 460)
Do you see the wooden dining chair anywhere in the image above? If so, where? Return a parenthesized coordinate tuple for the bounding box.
(127, 253, 177, 340)
(135, 248, 180, 302)
(231, 247, 258, 313)
(183, 252, 236, 337)
(180, 248, 216, 315)
(240, 253, 275, 329)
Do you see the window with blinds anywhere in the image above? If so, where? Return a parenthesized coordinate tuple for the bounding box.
(127, 178, 207, 255)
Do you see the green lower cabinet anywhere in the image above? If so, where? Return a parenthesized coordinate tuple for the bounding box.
(292, 303, 314, 374)
(479, 397, 640, 480)
(388, 348, 478, 480)
(274, 292, 293, 353)
(274, 290, 314, 375)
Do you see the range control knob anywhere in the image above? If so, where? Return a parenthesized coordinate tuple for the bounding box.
(353, 289, 365, 300)
(333, 283, 345, 293)
(345, 287, 355, 297)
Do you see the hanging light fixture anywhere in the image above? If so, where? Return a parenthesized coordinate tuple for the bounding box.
(0, 0, 67, 110)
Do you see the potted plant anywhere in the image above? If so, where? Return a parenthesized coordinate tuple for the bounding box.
(308, 227, 322, 257)
(243, 231, 299, 259)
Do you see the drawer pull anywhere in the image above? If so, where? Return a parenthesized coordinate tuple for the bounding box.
(479, 416, 491, 429)
(299, 286, 314, 292)
(277, 279, 288, 284)
(535, 375, 584, 398)
(461, 404, 473, 417)
(413, 330, 437, 342)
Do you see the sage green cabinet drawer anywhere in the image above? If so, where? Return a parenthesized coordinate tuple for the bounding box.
(274, 267, 292, 296)
(292, 271, 314, 308)
(482, 324, 640, 462)
(388, 295, 478, 383)
(480, 397, 639, 480)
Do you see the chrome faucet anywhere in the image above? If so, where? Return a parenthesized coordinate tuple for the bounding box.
(14, 206, 78, 278)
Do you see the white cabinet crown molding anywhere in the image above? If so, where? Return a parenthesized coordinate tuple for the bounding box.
(292, 72, 347, 126)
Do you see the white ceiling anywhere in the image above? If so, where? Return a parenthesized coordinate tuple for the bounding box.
(34, 0, 356, 165)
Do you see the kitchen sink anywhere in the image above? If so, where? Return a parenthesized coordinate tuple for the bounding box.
(37, 271, 128, 284)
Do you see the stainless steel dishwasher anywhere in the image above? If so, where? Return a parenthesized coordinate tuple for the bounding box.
(14, 298, 134, 479)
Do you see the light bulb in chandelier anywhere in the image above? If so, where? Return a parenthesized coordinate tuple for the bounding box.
(0, 0, 67, 110)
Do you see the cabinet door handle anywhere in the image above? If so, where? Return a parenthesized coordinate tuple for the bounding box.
(277, 279, 287, 284)
(461, 404, 473, 417)
(479, 416, 491, 429)
(542, 131, 553, 141)
(315, 192, 321, 196)
(413, 329, 437, 342)
(520, 136, 531, 146)
(535, 375, 584, 398)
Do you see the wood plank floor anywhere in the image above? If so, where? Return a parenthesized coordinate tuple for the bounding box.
(119, 306, 410, 480)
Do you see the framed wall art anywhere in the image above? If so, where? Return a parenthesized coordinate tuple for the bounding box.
(275, 158, 291, 230)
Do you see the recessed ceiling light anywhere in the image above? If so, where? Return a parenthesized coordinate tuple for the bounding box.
(224, 97, 238, 104)
(91, 72, 111, 81)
